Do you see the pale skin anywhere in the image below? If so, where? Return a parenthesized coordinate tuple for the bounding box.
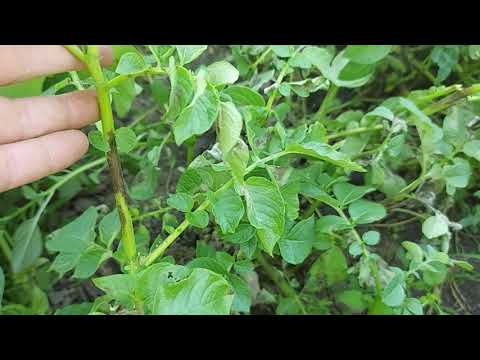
(0, 45, 113, 193)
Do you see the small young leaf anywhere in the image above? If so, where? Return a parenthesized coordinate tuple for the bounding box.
(422, 215, 449, 239)
(348, 200, 387, 224)
(463, 140, 480, 162)
(363, 231, 380, 246)
(218, 101, 243, 155)
(223, 85, 265, 107)
(175, 45, 208, 65)
(186, 210, 209, 229)
(115, 127, 138, 154)
(344, 45, 392, 64)
(211, 186, 245, 234)
(116, 52, 148, 75)
(244, 177, 286, 256)
(278, 216, 315, 265)
(88, 130, 108, 152)
(206, 61, 239, 85)
(167, 193, 194, 213)
(333, 182, 375, 207)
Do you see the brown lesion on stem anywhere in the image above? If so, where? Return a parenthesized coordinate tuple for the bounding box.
(106, 132, 127, 197)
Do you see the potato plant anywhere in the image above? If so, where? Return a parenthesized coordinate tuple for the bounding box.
(0, 45, 479, 315)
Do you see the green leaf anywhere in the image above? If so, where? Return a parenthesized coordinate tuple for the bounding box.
(382, 269, 406, 307)
(211, 186, 245, 234)
(99, 210, 120, 249)
(93, 273, 137, 310)
(303, 46, 373, 88)
(218, 101, 243, 155)
(442, 158, 471, 192)
(186, 210, 209, 229)
(112, 78, 137, 118)
(73, 244, 110, 279)
(116, 52, 148, 75)
(167, 193, 194, 213)
(187, 257, 228, 276)
(333, 182, 375, 207)
(138, 264, 233, 315)
(129, 164, 160, 201)
(363, 231, 380, 246)
(278, 216, 315, 265)
(0, 265, 4, 311)
(46, 207, 98, 276)
(151, 78, 170, 106)
(216, 251, 235, 272)
(443, 106, 471, 149)
(310, 245, 348, 286)
(286, 142, 365, 172)
(234, 259, 255, 275)
(272, 45, 295, 58)
(175, 45, 208, 65)
(463, 140, 480, 161)
(173, 83, 219, 146)
(115, 127, 138, 154)
(224, 139, 249, 185)
(281, 182, 300, 221)
(344, 45, 392, 64)
(402, 241, 424, 263)
(223, 85, 265, 107)
(0, 76, 45, 98)
(431, 46, 460, 84)
(348, 242, 363, 257)
(223, 224, 256, 244)
(348, 199, 386, 224)
(11, 219, 43, 273)
(166, 66, 195, 122)
(337, 290, 368, 312)
(244, 177, 285, 256)
(316, 215, 351, 233)
(88, 130, 108, 152)
(422, 215, 449, 239)
(206, 61, 239, 85)
(54, 303, 93, 315)
(228, 273, 251, 313)
(404, 298, 423, 315)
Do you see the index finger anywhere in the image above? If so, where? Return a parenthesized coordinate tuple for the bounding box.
(0, 45, 113, 86)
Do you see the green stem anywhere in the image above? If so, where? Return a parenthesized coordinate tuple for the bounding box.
(256, 252, 307, 315)
(63, 45, 85, 62)
(326, 125, 384, 142)
(313, 84, 338, 123)
(67, 45, 137, 265)
(133, 208, 171, 222)
(0, 231, 12, 262)
(251, 47, 272, 70)
(337, 208, 382, 299)
(142, 200, 209, 266)
(106, 67, 165, 89)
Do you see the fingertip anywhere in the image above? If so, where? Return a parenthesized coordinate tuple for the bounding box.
(99, 45, 113, 66)
(70, 129, 90, 158)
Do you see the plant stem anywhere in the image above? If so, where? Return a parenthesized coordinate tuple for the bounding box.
(0, 231, 12, 263)
(326, 125, 384, 142)
(142, 200, 209, 266)
(133, 208, 171, 222)
(251, 46, 272, 70)
(256, 252, 307, 315)
(68, 45, 137, 265)
(313, 84, 338, 123)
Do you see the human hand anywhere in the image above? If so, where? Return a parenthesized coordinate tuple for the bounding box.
(0, 45, 112, 193)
